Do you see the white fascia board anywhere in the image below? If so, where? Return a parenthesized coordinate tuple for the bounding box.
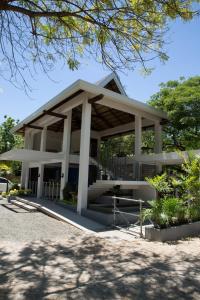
(11, 79, 83, 133)
(79, 80, 168, 120)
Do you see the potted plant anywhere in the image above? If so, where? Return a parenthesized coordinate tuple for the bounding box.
(7, 189, 19, 202)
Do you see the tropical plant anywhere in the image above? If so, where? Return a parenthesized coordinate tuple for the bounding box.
(146, 173, 173, 199)
(143, 197, 187, 228)
(181, 152, 200, 205)
(0, 163, 12, 176)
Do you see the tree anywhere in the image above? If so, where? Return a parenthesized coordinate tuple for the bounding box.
(0, 116, 23, 176)
(149, 76, 200, 151)
(0, 115, 23, 153)
(0, 0, 198, 90)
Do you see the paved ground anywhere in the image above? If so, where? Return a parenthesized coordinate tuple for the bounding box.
(0, 199, 81, 242)
(1, 199, 200, 300)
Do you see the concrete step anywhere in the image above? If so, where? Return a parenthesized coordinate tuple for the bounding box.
(11, 200, 37, 212)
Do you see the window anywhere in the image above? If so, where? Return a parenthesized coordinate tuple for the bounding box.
(0, 178, 8, 183)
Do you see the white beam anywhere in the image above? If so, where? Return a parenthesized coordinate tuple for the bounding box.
(35, 94, 84, 127)
(60, 110, 72, 199)
(77, 97, 92, 214)
(99, 119, 154, 138)
(98, 98, 161, 122)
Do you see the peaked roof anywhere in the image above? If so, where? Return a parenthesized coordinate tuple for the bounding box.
(12, 76, 168, 134)
(96, 72, 127, 96)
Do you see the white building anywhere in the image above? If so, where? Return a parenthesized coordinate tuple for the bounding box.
(1, 73, 171, 214)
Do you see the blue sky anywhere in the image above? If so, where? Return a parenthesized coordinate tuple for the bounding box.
(0, 16, 200, 124)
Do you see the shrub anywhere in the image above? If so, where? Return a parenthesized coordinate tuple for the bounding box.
(143, 197, 187, 228)
(63, 183, 73, 200)
(162, 197, 186, 226)
(146, 173, 173, 199)
(9, 189, 19, 196)
(186, 205, 200, 223)
(11, 183, 20, 190)
(18, 189, 32, 196)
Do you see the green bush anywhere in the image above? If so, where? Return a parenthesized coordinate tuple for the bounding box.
(11, 183, 20, 190)
(186, 205, 200, 223)
(146, 173, 174, 199)
(162, 197, 186, 226)
(62, 183, 73, 200)
(143, 197, 187, 228)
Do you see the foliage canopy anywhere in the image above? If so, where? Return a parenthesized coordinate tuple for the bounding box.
(149, 76, 200, 151)
(0, 0, 198, 89)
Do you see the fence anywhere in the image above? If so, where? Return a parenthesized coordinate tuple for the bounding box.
(42, 181, 60, 201)
(112, 196, 144, 237)
(28, 181, 37, 196)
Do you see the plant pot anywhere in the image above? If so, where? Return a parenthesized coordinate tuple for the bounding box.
(7, 195, 16, 203)
(145, 221, 200, 242)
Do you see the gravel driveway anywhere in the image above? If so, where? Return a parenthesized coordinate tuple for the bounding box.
(1, 199, 200, 300)
(0, 199, 81, 241)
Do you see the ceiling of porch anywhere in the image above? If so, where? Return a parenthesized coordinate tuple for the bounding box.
(47, 103, 136, 133)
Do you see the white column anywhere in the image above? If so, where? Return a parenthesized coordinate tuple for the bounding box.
(154, 121, 162, 173)
(21, 130, 31, 189)
(134, 115, 142, 180)
(60, 111, 72, 199)
(134, 115, 142, 157)
(154, 121, 162, 153)
(37, 127, 47, 198)
(77, 98, 92, 214)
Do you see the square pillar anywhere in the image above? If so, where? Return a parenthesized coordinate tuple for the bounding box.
(134, 115, 142, 180)
(154, 121, 162, 173)
(134, 115, 142, 157)
(60, 111, 72, 199)
(21, 130, 32, 189)
(154, 121, 162, 153)
(77, 98, 92, 214)
(37, 127, 47, 198)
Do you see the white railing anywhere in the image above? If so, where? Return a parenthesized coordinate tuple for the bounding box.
(43, 181, 60, 201)
(112, 196, 144, 237)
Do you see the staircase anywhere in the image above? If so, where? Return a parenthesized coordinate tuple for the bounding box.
(11, 199, 37, 212)
(88, 180, 114, 201)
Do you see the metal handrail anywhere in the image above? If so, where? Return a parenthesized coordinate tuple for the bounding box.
(112, 196, 144, 237)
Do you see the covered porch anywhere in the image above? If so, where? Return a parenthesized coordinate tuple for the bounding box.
(1, 77, 167, 214)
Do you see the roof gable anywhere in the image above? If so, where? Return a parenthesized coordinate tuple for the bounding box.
(96, 72, 127, 96)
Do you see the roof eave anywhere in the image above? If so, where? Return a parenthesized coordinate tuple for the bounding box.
(11, 78, 168, 134)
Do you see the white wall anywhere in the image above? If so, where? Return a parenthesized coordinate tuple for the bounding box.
(46, 130, 63, 152)
(32, 130, 63, 152)
(32, 132, 41, 151)
(32, 129, 99, 154)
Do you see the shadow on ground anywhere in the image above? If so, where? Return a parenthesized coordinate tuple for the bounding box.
(0, 235, 200, 300)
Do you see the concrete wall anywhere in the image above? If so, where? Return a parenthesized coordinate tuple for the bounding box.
(46, 130, 63, 152)
(132, 187, 156, 201)
(32, 129, 99, 154)
(32, 132, 41, 151)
